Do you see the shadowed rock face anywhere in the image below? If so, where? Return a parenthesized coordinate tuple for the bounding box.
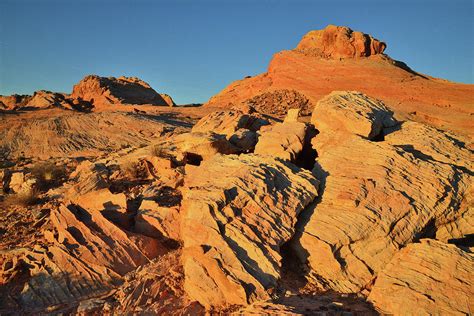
(296, 25, 386, 58)
(71, 75, 175, 107)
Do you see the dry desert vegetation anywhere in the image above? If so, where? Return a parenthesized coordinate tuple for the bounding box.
(0, 25, 473, 315)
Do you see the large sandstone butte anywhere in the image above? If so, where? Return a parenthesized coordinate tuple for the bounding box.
(205, 25, 474, 139)
(0, 75, 175, 111)
(71, 75, 175, 107)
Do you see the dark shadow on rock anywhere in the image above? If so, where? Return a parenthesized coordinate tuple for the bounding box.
(130, 112, 194, 129)
(392, 59, 429, 79)
(448, 234, 474, 249)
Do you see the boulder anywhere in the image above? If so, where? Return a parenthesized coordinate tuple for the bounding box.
(228, 129, 258, 152)
(312, 91, 397, 140)
(296, 25, 386, 58)
(135, 200, 180, 241)
(7, 172, 25, 193)
(254, 122, 308, 162)
(173, 132, 239, 161)
(368, 239, 474, 315)
(191, 109, 269, 136)
(284, 108, 300, 123)
(180, 154, 319, 308)
(291, 91, 473, 293)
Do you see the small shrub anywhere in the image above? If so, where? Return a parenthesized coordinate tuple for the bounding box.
(151, 145, 172, 158)
(3, 188, 39, 207)
(121, 160, 147, 179)
(30, 162, 67, 191)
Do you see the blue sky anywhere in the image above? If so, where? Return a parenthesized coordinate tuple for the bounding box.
(0, 0, 472, 104)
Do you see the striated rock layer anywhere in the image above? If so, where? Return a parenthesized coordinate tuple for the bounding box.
(292, 91, 472, 295)
(205, 25, 474, 139)
(180, 154, 319, 307)
(295, 25, 386, 58)
(369, 239, 474, 315)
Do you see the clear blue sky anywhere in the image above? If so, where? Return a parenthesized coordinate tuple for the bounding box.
(1, 0, 472, 104)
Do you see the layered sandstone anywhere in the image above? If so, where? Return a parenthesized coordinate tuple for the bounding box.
(205, 25, 474, 138)
(71, 75, 174, 107)
(291, 91, 473, 298)
(369, 239, 474, 315)
(296, 25, 386, 58)
(0, 91, 79, 110)
(180, 154, 319, 307)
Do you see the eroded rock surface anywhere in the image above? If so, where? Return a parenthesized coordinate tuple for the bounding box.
(296, 25, 386, 58)
(369, 239, 474, 315)
(0, 111, 179, 159)
(180, 154, 319, 307)
(292, 91, 473, 296)
(254, 122, 308, 162)
(173, 132, 239, 161)
(0, 203, 166, 312)
(192, 109, 269, 136)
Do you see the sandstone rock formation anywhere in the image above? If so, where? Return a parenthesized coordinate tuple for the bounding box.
(369, 239, 474, 315)
(291, 91, 473, 298)
(0, 91, 80, 111)
(190, 108, 270, 152)
(0, 111, 181, 159)
(254, 122, 308, 162)
(205, 25, 474, 138)
(0, 75, 175, 111)
(135, 200, 180, 241)
(0, 203, 167, 311)
(192, 109, 269, 136)
(180, 154, 319, 307)
(0, 94, 31, 110)
(295, 25, 386, 58)
(173, 132, 239, 162)
(71, 75, 174, 107)
(312, 91, 397, 140)
(1, 25, 472, 315)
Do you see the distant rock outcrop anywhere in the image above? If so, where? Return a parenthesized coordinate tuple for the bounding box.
(0, 91, 80, 111)
(0, 75, 175, 111)
(296, 25, 386, 58)
(0, 94, 30, 109)
(71, 75, 174, 107)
